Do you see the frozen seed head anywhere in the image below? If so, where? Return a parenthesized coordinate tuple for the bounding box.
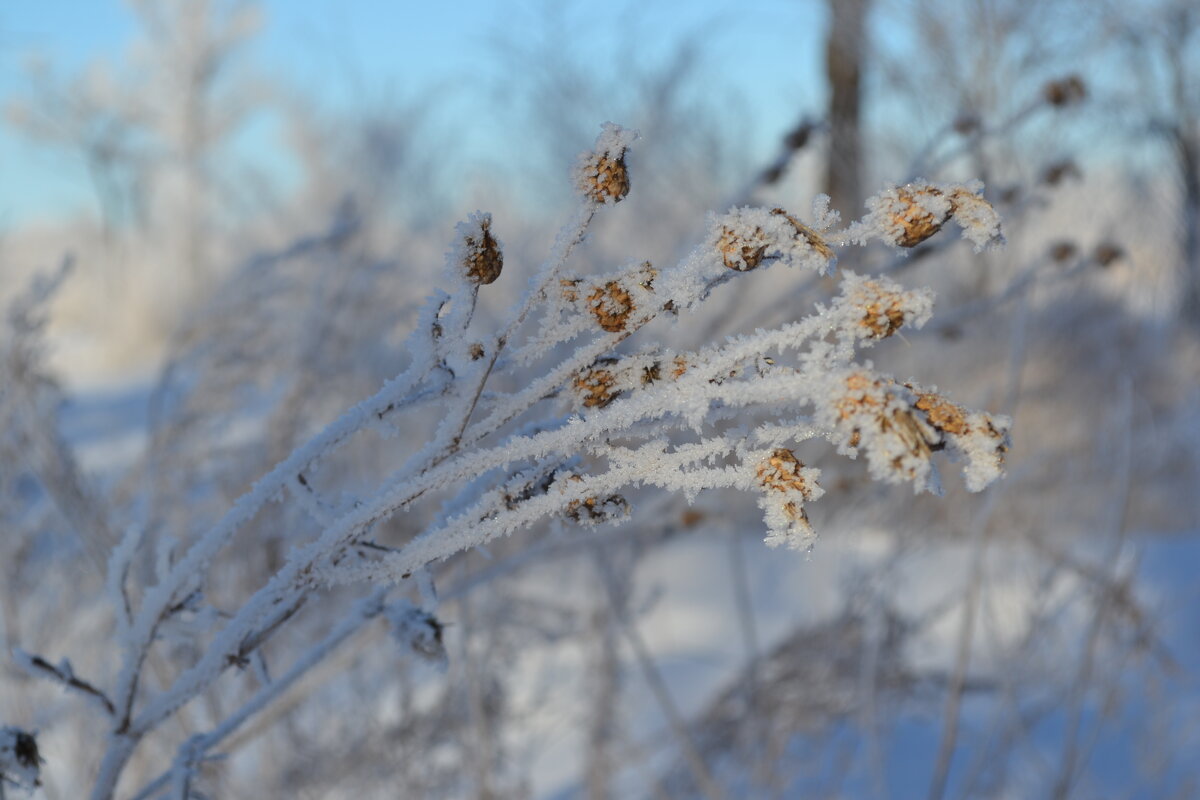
(1043, 75, 1086, 107)
(914, 392, 968, 435)
(915, 388, 1011, 491)
(820, 372, 1010, 493)
(847, 181, 1004, 252)
(588, 281, 635, 332)
(889, 185, 952, 247)
(574, 361, 621, 408)
(947, 186, 1006, 250)
(953, 113, 981, 135)
(575, 122, 639, 204)
(711, 206, 837, 273)
(820, 370, 940, 491)
(451, 212, 503, 285)
(566, 493, 630, 524)
(1040, 159, 1081, 186)
(837, 272, 933, 340)
(1049, 241, 1078, 263)
(717, 223, 770, 270)
(756, 449, 824, 550)
(1092, 242, 1124, 267)
(757, 449, 820, 499)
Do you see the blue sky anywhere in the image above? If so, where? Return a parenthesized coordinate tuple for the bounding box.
(0, 0, 829, 227)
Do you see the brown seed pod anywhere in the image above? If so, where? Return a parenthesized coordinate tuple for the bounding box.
(891, 188, 950, 248)
(459, 215, 503, 285)
(574, 361, 621, 408)
(757, 449, 818, 499)
(1040, 159, 1081, 186)
(915, 393, 968, 436)
(1092, 242, 1124, 267)
(953, 113, 981, 135)
(717, 225, 770, 270)
(1048, 241, 1078, 263)
(580, 153, 630, 204)
(862, 301, 906, 338)
(836, 371, 885, 421)
(588, 281, 635, 332)
(850, 279, 909, 339)
(1043, 75, 1086, 107)
(566, 493, 629, 523)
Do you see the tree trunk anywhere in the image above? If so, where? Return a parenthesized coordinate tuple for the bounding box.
(1177, 129, 1200, 324)
(824, 0, 870, 217)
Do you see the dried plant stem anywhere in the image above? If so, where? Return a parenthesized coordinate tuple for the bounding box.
(1051, 378, 1134, 800)
(130, 590, 386, 800)
(927, 490, 1001, 800)
(590, 547, 727, 800)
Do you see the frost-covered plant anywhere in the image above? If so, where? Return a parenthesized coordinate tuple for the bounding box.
(0, 727, 42, 793)
(4, 122, 1011, 799)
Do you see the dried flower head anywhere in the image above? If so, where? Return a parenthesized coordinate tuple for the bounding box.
(451, 212, 503, 285)
(953, 113, 981, 135)
(838, 381, 1012, 493)
(946, 186, 1006, 250)
(890, 186, 952, 247)
(1040, 159, 1081, 186)
(1049, 241, 1078, 263)
(566, 493, 630, 524)
(717, 223, 770, 270)
(756, 449, 824, 550)
(574, 361, 621, 408)
(711, 206, 836, 274)
(838, 273, 933, 340)
(757, 449, 819, 498)
(914, 392, 968, 436)
(575, 123, 639, 204)
(588, 281, 635, 332)
(1043, 75, 1087, 107)
(1092, 242, 1124, 267)
(845, 181, 1004, 252)
(817, 370, 942, 492)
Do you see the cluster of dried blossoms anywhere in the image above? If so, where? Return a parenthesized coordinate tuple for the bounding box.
(338, 122, 1009, 572)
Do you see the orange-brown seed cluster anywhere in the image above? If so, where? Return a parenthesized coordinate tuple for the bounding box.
(462, 217, 503, 285)
(574, 364, 620, 408)
(581, 153, 630, 204)
(891, 188, 950, 248)
(757, 448, 819, 499)
(588, 281, 635, 333)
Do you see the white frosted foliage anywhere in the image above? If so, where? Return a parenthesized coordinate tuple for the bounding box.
(0, 119, 1015, 799)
